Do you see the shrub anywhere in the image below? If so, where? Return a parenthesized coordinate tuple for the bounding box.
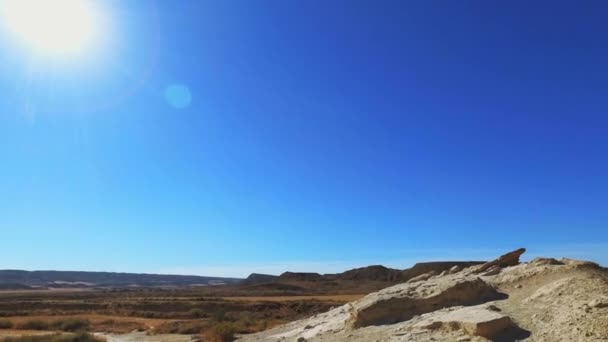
(0, 318, 13, 329)
(50, 319, 90, 332)
(176, 321, 206, 335)
(16, 319, 90, 333)
(188, 308, 205, 318)
(211, 308, 227, 322)
(2, 332, 104, 342)
(18, 319, 50, 330)
(210, 322, 236, 342)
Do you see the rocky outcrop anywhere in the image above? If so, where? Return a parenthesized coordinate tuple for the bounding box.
(239, 248, 608, 342)
(406, 270, 439, 283)
(472, 248, 526, 274)
(401, 261, 485, 281)
(352, 276, 505, 327)
(414, 305, 516, 339)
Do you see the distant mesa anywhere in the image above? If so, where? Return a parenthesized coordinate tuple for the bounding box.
(240, 261, 489, 293)
(1, 260, 489, 291)
(0, 282, 33, 290)
(270, 262, 487, 284)
(335, 265, 402, 282)
(0, 270, 242, 289)
(243, 273, 279, 285)
(279, 272, 324, 282)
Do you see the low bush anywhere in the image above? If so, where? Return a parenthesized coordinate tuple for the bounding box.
(0, 318, 13, 329)
(17, 319, 50, 331)
(16, 318, 90, 333)
(208, 322, 236, 342)
(2, 332, 104, 342)
(50, 319, 90, 332)
(188, 308, 205, 318)
(211, 308, 227, 322)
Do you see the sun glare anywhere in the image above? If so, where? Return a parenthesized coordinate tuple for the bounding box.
(0, 0, 101, 57)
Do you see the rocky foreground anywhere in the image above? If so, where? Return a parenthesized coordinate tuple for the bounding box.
(239, 249, 608, 342)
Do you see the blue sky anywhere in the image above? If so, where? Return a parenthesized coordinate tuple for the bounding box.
(1, 1, 607, 277)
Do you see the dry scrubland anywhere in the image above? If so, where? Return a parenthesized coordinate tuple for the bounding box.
(0, 286, 360, 342)
(0, 264, 447, 341)
(2, 249, 607, 341)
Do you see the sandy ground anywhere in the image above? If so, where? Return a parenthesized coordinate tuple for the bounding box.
(97, 332, 193, 342)
(222, 294, 364, 302)
(239, 254, 608, 341)
(0, 330, 52, 338)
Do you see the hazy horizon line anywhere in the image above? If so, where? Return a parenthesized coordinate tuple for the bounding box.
(2, 244, 606, 279)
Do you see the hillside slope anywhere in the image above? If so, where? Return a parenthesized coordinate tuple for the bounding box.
(239, 249, 608, 341)
(240, 261, 486, 295)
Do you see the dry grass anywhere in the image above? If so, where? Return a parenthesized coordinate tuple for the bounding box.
(222, 294, 365, 302)
(0, 319, 13, 329)
(0, 287, 362, 338)
(205, 322, 236, 342)
(3, 316, 156, 334)
(1, 332, 104, 342)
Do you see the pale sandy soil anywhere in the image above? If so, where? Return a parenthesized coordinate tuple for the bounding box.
(239, 252, 608, 342)
(0, 330, 52, 338)
(222, 294, 365, 302)
(97, 332, 192, 342)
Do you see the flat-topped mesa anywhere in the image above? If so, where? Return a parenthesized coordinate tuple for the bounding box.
(279, 272, 324, 282)
(337, 265, 402, 282)
(242, 273, 279, 285)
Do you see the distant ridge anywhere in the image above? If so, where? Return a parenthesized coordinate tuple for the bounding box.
(332, 265, 402, 282)
(0, 270, 242, 289)
(279, 272, 324, 282)
(243, 273, 279, 284)
(1, 261, 487, 291)
(242, 261, 487, 293)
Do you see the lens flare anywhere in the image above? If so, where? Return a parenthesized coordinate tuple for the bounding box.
(165, 84, 193, 109)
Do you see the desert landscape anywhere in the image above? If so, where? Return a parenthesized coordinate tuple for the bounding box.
(2, 1, 607, 341)
(0, 258, 479, 341)
(0, 249, 606, 341)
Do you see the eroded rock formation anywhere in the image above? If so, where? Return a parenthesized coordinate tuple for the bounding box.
(239, 248, 608, 342)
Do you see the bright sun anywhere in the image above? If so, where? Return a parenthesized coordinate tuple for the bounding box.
(0, 0, 101, 57)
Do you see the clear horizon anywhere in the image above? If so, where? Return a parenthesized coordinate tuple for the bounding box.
(1, 1, 607, 278)
(2, 244, 606, 278)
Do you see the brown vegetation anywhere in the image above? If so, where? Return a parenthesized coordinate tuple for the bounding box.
(0, 319, 13, 329)
(13, 319, 90, 333)
(0, 260, 496, 340)
(0, 285, 355, 339)
(1, 333, 104, 342)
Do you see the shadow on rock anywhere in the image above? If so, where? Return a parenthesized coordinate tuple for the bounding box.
(493, 325, 531, 342)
